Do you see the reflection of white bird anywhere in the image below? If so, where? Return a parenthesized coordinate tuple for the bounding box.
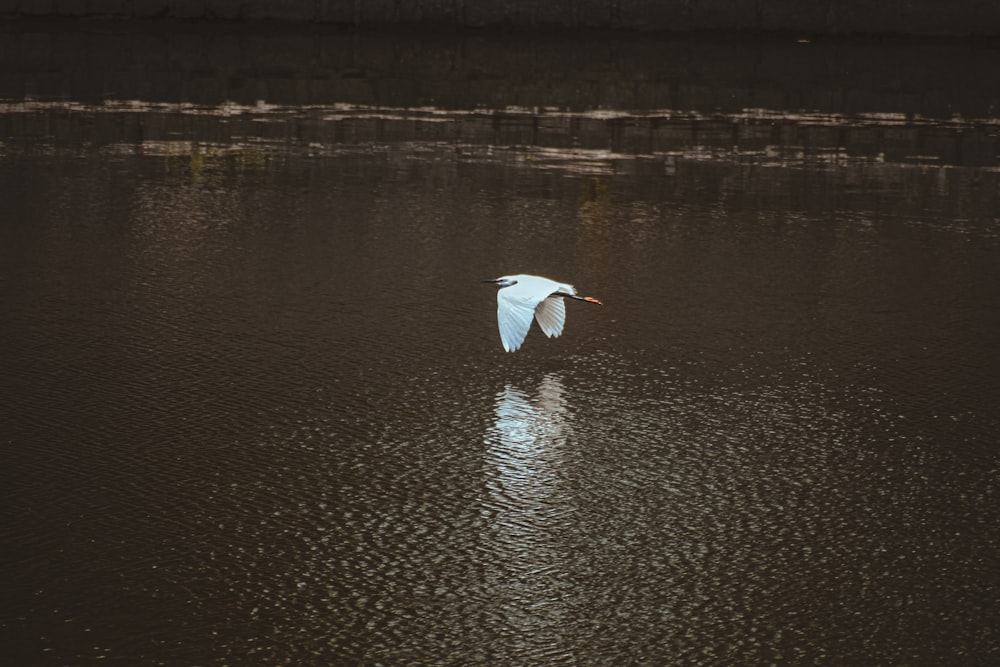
(482, 274, 602, 352)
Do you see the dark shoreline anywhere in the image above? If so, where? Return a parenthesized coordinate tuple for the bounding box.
(2, 18, 998, 122)
(2, 0, 1000, 36)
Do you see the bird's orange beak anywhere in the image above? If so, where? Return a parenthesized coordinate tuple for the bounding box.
(583, 296, 603, 305)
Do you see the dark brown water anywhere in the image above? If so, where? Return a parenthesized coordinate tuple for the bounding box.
(2, 22, 1000, 666)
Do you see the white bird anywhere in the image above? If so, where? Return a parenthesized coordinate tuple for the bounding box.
(482, 274, 602, 352)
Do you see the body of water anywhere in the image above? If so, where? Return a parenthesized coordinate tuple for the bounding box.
(2, 21, 999, 666)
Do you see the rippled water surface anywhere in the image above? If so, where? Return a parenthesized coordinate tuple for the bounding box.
(2, 23, 1000, 667)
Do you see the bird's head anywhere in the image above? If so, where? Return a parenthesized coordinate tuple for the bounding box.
(481, 276, 519, 288)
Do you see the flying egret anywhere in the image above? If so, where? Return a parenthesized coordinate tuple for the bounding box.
(482, 274, 602, 352)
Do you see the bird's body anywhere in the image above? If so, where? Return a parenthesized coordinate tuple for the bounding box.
(482, 274, 602, 352)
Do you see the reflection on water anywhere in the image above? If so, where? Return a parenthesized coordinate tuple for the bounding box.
(4, 98, 999, 172)
(2, 27, 1000, 667)
(486, 375, 571, 536)
(482, 375, 573, 657)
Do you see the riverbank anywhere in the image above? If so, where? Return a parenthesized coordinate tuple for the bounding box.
(1, 0, 999, 36)
(2, 19, 998, 121)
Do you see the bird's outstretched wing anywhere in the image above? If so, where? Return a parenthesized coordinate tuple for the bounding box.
(497, 290, 537, 352)
(497, 281, 558, 352)
(533, 296, 567, 339)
